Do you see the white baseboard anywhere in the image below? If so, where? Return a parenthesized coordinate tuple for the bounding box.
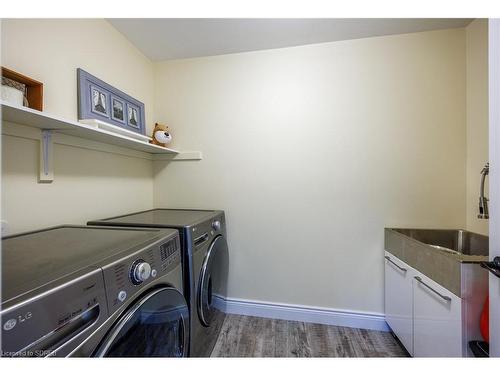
(212, 295, 389, 332)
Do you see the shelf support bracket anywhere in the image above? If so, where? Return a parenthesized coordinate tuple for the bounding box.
(39, 129, 54, 183)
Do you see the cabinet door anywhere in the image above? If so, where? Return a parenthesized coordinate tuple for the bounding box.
(384, 251, 414, 355)
(413, 273, 462, 357)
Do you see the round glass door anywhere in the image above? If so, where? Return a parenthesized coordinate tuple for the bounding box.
(96, 287, 189, 357)
(197, 235, 228, 327)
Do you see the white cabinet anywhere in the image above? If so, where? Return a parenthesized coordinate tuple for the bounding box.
(413, 272, 462, 357)
(384, 252, 465, 357)
(384, 251, 415, 355)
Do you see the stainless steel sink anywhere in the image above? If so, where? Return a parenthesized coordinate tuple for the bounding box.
(385, 228, 489, 297)
(391, 229, 488, 257)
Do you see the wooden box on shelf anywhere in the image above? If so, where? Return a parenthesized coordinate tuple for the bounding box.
(1, 66, 43, 111)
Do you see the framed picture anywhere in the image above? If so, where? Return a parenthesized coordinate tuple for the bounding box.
(90, 85, 109, 117)
(77, 68, 145, 135)
(127, 103, 140, 129)
(111, 95, 125, 123)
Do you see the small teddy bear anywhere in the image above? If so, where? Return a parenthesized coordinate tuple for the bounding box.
(149, 123, 173, 147)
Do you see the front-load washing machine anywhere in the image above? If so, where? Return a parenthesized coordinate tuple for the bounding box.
(1, 225, 189, 357)
(88, 209, 229, 357)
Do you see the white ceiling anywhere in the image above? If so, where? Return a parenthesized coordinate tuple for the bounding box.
(108, 18, 473, 61)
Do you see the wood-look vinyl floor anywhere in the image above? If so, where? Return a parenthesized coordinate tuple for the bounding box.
(211, 314, 409, 357)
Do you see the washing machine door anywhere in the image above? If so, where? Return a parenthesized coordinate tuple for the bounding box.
(197, 235, 228, 327)
(95, 287, 189, 357)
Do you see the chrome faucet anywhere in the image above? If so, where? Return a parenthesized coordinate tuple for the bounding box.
(478, 162, 489, 219)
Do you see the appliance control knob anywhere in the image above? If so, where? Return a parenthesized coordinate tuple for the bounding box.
(130, 260, 152, 285)
(212, 220, 221, 231)
(118, 290, 127, 302)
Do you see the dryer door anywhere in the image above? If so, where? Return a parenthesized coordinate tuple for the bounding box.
(95, 287, 189, 357)
(197, 235, 228, 327)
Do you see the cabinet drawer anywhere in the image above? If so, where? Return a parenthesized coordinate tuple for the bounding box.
(384, 251, 415, 355)
(413, 272, 462, 357)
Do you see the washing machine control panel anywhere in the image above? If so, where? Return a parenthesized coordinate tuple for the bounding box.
(212, 220, 221, 231)
(129, 259, 152, 285)
(101, 232, 181, 315)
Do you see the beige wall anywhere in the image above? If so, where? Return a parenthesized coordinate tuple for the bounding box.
(466, 19, 489, 235)
(1, 19, 155, 129)
(1, 21, 485, 315)
(1, 19, 155, 234)
(153, 29, 467, 313)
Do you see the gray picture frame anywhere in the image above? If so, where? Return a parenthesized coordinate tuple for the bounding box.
(77, 68, 146, 135)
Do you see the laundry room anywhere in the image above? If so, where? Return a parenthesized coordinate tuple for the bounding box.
(1, 1, 500, 370)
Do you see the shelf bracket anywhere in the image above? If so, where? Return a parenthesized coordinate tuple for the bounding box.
(39, 129, 54, 183)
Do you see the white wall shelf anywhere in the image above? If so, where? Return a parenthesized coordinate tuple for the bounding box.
(1, 102, 182, 154)
(1, 101, 202, 182)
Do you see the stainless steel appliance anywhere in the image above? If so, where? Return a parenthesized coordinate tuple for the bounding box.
(1, 225, 188, 357)
(88, 209, 229, 357)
